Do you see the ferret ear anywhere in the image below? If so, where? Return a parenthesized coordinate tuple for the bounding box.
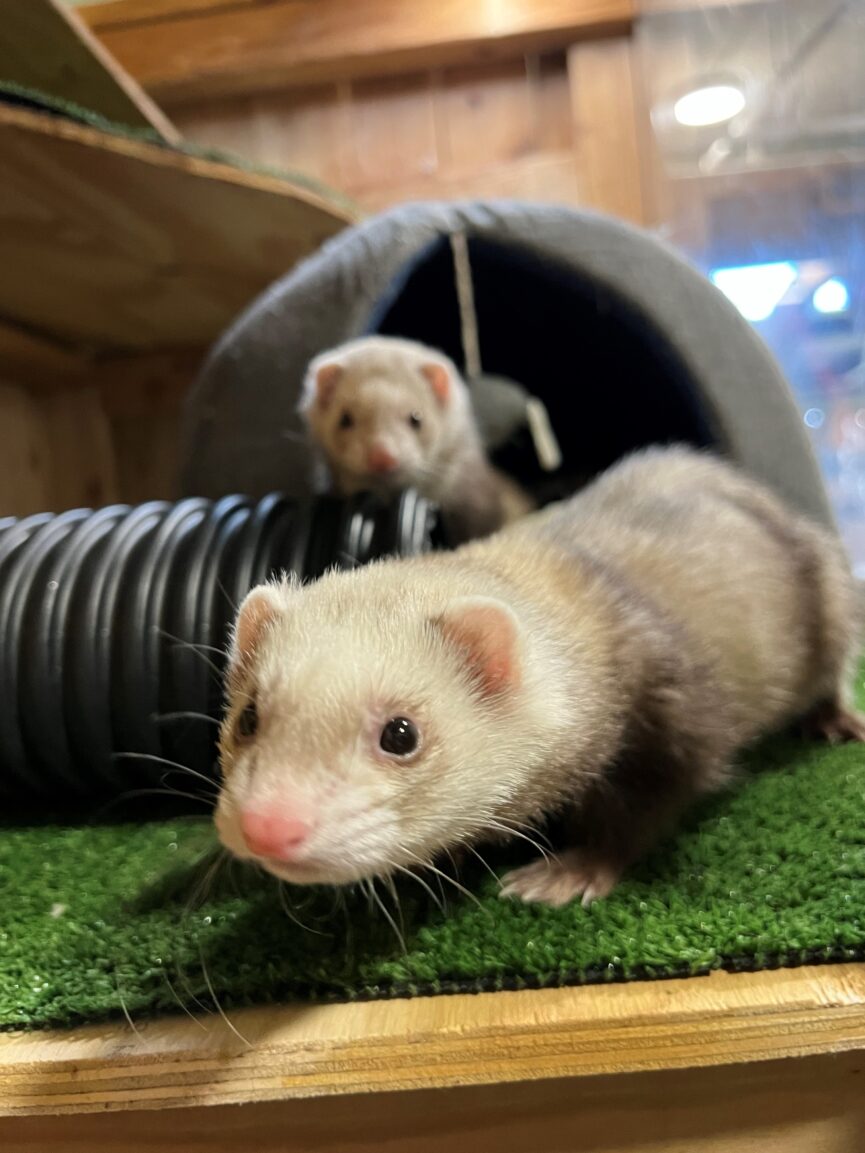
(303, 361, 343, 412)
(420, 362, 451, 406)
(433, 597, 521, 699)
(231, 581, 293, 667)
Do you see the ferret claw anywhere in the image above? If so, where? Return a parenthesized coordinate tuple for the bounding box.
(499, 851, 621, 909)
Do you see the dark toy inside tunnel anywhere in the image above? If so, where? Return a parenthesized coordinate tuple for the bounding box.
(368, 234, 719, 496)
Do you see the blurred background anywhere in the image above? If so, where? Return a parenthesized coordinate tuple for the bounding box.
(4, 0, 864, 571)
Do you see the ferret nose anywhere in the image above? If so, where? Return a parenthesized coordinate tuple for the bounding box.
(239, 810, 312, 861)
(367, 445, 398, 474)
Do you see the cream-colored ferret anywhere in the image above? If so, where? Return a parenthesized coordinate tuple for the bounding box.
(298, 336, 534, 544)
(215, 447, 864, 908)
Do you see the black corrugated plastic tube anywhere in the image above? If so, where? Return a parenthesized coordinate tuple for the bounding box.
(0, 490, 439, 801)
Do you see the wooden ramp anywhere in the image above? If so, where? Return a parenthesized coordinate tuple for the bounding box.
(0, 104, 356, 352)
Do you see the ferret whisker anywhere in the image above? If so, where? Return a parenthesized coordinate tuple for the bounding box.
(367, 878, 407, 954)
(114, 752, 220, 790)
(382, 872, 406, 936)
(154, 710, 221, 727)
(401, 850, 484, 911)
(155, 629, 226, 679)
(115, 973, 143, 1041)
(481, 819, 553, 864)
(277, 881, 329, 936)
(160, 967, 209, 1031)
(216, 576, 239, 615)
(485, 815, 553, 848)
(393, 863, 446, 914)
(198, 943, 252, 1048)
(464, 844, 502, 888)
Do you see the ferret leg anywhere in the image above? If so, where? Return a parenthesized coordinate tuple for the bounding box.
(500, 757, 702, 909)
(800, 697, 865, 744)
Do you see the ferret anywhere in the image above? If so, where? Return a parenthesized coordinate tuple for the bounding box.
(298, 336, 534, 544)
(215, 446, 865, 908)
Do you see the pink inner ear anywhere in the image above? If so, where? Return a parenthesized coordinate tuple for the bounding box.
(420, 362, 450, 405)
(437, 600, 519, 699)
(233, 588, 280, 665)
(315, 362, 343, 409)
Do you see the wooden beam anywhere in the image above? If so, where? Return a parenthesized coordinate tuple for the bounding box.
(0, 0, 180, 142)
(80, 0, 635, 105)
(0, 963, 863, 1116)
(568, 38, 647, 224)
(0, 104, 356, 352)
(0, 321, 90, 392)
(3, 1050, 864, 1152)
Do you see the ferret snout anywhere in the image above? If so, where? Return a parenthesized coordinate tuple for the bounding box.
(239, 809, 313, 863)
(367, 444, 399, 475)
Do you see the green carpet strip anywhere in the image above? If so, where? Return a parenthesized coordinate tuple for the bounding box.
(2, 669, 864, 1030)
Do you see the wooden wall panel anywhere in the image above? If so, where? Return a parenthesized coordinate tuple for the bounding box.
(0, 385, 54, 517)
(171, 50, 614, 219)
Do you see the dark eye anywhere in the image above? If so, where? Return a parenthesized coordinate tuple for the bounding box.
(379, 716, 419, 757)
(338, 410, 354, 430)
(408, 412, 423, 430)
(237, 701, 258, 739)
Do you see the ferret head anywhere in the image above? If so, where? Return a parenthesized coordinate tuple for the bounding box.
(215, 568, 551, 887)
(298, 337, 472, 498)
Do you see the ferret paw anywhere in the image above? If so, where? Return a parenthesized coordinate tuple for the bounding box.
(499, 851, 621, 909)
(801, 703, 865, 745)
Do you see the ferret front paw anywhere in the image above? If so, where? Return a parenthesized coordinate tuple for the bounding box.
(801, 702, 865, 745)
(499, 850, 621, 909)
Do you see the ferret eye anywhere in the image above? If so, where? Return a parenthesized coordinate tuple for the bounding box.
(408, 412, 423, 430)
(379, 716, 419, 757)
(237, 701, 258, 739)
(338, 410, 354, 430)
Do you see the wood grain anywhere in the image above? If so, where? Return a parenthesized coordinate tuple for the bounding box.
(172, 54, 585, 215)
(568, 37, 647, 224)
(2, 1050, 864, 1152)
(0, 322, 89, 393)
(1, 963, 863, 1117)
(81, 0, 634, 104)
(0, 0, 180, 141)
(0, 385, 54, 517)
(0, 104, 355, 351)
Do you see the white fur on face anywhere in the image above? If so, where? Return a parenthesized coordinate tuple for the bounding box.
(298, 338, 471, 498)
(215, 569, 555, 887)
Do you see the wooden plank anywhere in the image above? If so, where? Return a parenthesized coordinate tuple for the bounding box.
(2, 1049, 863, 1152)
(0, 385, 54, 517)
(568, 37, 647, 224)
(39, 387, 120, 511)
(0, 0, 180, 142)
(0, 104, 356, 352)
(0, 321, 90, 393)
(80, 0, 635, 104)
(0, 963, 863, 1117)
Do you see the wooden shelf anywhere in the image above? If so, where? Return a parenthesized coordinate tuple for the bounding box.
(0, 104, 356, 353)
(1, 962, 863, 1118)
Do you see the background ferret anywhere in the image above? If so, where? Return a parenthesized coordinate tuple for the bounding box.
(298, 335, 535, 544)
(215, 446, 865, 908)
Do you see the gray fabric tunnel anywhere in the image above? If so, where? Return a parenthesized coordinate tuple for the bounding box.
(182, 200, 833, 527)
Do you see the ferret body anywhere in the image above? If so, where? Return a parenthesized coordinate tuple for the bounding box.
(298, 336, 534, 544)
(215, 447, 865, 907)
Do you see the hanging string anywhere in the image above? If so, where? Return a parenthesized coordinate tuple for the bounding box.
(449, 230, 562, 472)
(450, 231, 482, 381)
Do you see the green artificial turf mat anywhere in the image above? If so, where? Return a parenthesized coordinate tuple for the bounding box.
(2, 667, 865, 1031)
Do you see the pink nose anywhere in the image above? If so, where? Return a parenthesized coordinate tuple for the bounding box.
(367, 445, 398, 474)
(239, 810, 312, 861)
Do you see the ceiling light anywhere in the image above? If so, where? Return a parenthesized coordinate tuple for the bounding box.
(812, 277, 850, 315)
(674, 85, 746, 128)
